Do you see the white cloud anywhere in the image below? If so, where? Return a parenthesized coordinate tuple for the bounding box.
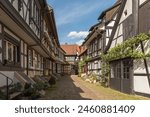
(67, 31, 89, 39)
(76, 39, 84, 46)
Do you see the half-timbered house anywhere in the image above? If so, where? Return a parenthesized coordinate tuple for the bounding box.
(61, 44, 79, 75)
(80, 0, 121, 80)
(0, 0, 65, 88)
(81, 23, 104, 79)
(103, 0, 150, 96)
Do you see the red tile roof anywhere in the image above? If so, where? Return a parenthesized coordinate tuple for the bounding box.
(61, 44, 80, 55)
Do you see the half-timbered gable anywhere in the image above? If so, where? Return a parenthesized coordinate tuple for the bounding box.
(7, 0, 42, 38)
(106, 0, 150, 97)
(61, 44, 79, 75)
(106, 0, 135, 94)
(98, 0, 122, 53)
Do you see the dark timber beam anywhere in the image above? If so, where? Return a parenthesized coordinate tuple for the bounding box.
(104, 0, 127, 54)
(133, 0, 150, 87)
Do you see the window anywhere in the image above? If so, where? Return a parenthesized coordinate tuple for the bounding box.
(111, 61, 121, 79)
(30, 0, 40, 36)
(37, 54, 40, 68)
(66, 56, 75, 61)
(31, 0, 40, 26)
(98, 39, 102, 50)
(123, 60, 130, 79)
(34, 52, 38, 68)
(8, 42, 12, 61)
(3, 40, 20, 63)
(28, 49, 33, 67)
(111, 59, 131, 79)
(116, 62, 121, 79)
(40, 57, 43, 69)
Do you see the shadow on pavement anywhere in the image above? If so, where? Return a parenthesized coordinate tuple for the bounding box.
(41, 75, 91, 100)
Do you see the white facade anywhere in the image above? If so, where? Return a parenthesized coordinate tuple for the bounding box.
(109, 0, 150, 96)
(139, 0, 147, 5)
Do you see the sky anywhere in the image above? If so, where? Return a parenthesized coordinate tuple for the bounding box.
(47, 0, 116, 45)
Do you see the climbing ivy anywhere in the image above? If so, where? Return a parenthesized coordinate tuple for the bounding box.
(100, 31, 150, 86)
(102, 31, 150, 62)
(100, 61, 110, 87)
(78, 56, 90, 76)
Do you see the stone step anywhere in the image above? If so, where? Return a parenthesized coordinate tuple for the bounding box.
(10, 92, 22, 100)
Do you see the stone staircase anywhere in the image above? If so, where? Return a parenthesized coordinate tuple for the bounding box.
(0, 72, 20, 99)
(0, 71, 35, 100)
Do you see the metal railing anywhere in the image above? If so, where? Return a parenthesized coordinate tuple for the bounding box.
(0, 72, 13, 99)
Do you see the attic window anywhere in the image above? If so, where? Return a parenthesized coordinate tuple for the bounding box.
(124, 10, 127, 16)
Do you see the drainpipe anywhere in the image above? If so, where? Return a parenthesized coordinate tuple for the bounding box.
(133, 0, 139, 36)
(131, 0, 139, 94)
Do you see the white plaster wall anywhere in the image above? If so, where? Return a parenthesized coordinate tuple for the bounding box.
(106, 18, 116, 47)
(106, 38, 109, 46)
(107, 20, 115, 27)
(120, 0, 133, 23)
(110, 39, 117, 48)
(110, 36, 123, 49)
(24, 56, 27, 68)
(114, 23, 123, 40)
(147, 59, 150, 72)
(134, 59, 146, 73)
(0, 71, 19, 87)
(134, 40, 150, 73)
(139, 0, 147, 5)
(106, 29, 112, 38)
(134, 76, 150, 94)
(4, 28, 20, 41)
(12, 0, 18, 11)
(143, 40, 150, 55)
(116, 36, 123, 44)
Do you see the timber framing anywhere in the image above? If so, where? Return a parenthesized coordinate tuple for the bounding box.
(80, 0, 150, 97)
(103, 0, 127, 53)
(0, 0, 65, 83)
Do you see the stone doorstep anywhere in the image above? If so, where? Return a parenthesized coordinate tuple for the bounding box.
(10, 92, 22, 100)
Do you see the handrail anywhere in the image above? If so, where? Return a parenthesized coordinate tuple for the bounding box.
(0, 72, 13, 85)
(0, 72, 13, 99)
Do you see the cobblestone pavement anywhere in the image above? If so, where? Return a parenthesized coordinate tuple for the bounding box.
(42, 75, 95, 100)
(41, 75, 149, 100)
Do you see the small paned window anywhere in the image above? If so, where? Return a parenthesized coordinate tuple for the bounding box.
(3, 40, 20, 63)
(123, 60, 130, 79)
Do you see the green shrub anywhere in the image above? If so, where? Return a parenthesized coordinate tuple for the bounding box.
(48, 77, 56, 87)
(0, 90, 6, 100)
